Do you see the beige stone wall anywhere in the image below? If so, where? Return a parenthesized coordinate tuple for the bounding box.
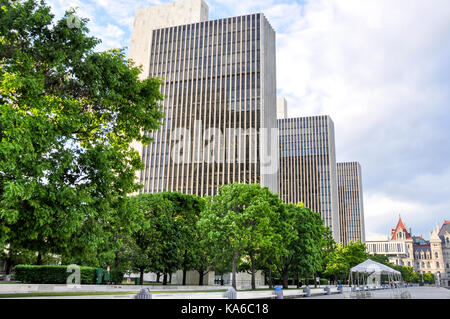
(129, 0, 209, 80)
(173, 270, 215, 285)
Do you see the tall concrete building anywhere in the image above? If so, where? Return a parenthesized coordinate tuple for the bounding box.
(278, 116, 340, 241)
(337, 162, 366, 245)
(129, 0, 278, 197)
(129, 0, 210, 166)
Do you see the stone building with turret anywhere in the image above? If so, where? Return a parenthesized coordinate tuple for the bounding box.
(366, 216, 450, 287)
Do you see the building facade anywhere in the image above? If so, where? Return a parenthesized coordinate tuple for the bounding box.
(276, 97, 287, 120)
(337, 162, 366, 245)
(130, 0, 278, 197)
(366, 217, 450, 287)
(128, 0, 276, 287)
(278, 116, 340, 242)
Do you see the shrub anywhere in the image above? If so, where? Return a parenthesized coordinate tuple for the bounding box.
(110, 270, 125, 285)
(13, 265, 97, 284)
(320, 278, 329, 285)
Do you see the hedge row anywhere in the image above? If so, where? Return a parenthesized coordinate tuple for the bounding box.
(299, 278, 329, 285)
(13, 265, 124, 284)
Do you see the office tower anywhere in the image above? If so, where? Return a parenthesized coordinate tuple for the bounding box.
(129, 0, 209, 166)
(337, 162, 366, 245)
(129, 0, 278, 197)
(278, 116, 340, 242)
(277, 97, 287, 119)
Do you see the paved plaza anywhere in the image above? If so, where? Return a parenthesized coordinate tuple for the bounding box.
(1, 285, 448, 299)
(306, 286, 450, 300)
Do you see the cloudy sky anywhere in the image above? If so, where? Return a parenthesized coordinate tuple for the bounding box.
(46, 0, 450, 240)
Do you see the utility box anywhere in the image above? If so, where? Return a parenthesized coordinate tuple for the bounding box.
(96, 268, 104, 284)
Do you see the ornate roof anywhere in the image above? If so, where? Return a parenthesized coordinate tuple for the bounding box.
(438, 221, 450, 243)
(413, 245, 431, 255)
(413, 236, 429, 246)
(391, 215, 412, 240)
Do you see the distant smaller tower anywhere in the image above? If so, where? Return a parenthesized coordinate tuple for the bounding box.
(277, 97, 287, 120)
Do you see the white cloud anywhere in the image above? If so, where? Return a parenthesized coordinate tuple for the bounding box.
(89, 23, 126, 50)
(273, 0, 450, 236)
(364, 191, 449, 240)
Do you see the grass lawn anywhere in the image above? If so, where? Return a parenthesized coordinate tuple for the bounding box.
(0, 282, 21, 285)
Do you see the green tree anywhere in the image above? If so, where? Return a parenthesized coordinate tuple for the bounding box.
(343, 240, 369, 268)
(273, 204, 325, 289)
(0, 1, 163, 262)
(393, 265, 419, 284)
(161, 192, 205, 285)
(324, 245, 349, 284)
(198, 183, 283, 290)
(422, 272, 435, 284)
(122, 194, 176, 285)
(370, 254, 391, 266)
(319, 226, 337, 282)
(324, 241, 369, 284)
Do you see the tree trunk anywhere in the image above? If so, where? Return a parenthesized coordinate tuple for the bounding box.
(5, 255, 13, 275)
(114, 252, 119, 270)
(305, 272, 309, 286)
(268, 268, 274, 289)
(198, 270, 204, 286)
(232, 250, 238, 290)
(182, 268, 187, 286)
(182, 250, 187, 285)
(169, 273, 172, 284)
(36, 252, 42, 265)
(296, 273, 300, 288)
(156, 273, 161, 283)
(282, 270, 289, 289)
(139, 268, 144, 286)
(250, 253, 256, 290)
(314, 273, 317, 288)
(114, 233, 119, 270)
(163, 273, 168, 285)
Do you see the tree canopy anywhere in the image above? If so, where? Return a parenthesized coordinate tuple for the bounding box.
(0, 0, 164, 259)
(198, 183, 284, 289)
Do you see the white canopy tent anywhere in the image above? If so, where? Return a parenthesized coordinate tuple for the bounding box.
(349, 259, 402, 287)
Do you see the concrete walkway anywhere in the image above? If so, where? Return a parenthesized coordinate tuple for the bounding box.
(2, 284, 448, 299)
(2, 287, 341, 299)
(310, 286, 450, 299)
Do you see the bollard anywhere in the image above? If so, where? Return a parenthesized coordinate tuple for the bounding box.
(324, 286, 331, 295)
(135, 288, 152, 299)
(274, 286, 283, 299)
(303, 286, 311, 297)
(337, 285, 343, 294)
(351, 286, 357, 293)
(225, 287, 237, 300)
